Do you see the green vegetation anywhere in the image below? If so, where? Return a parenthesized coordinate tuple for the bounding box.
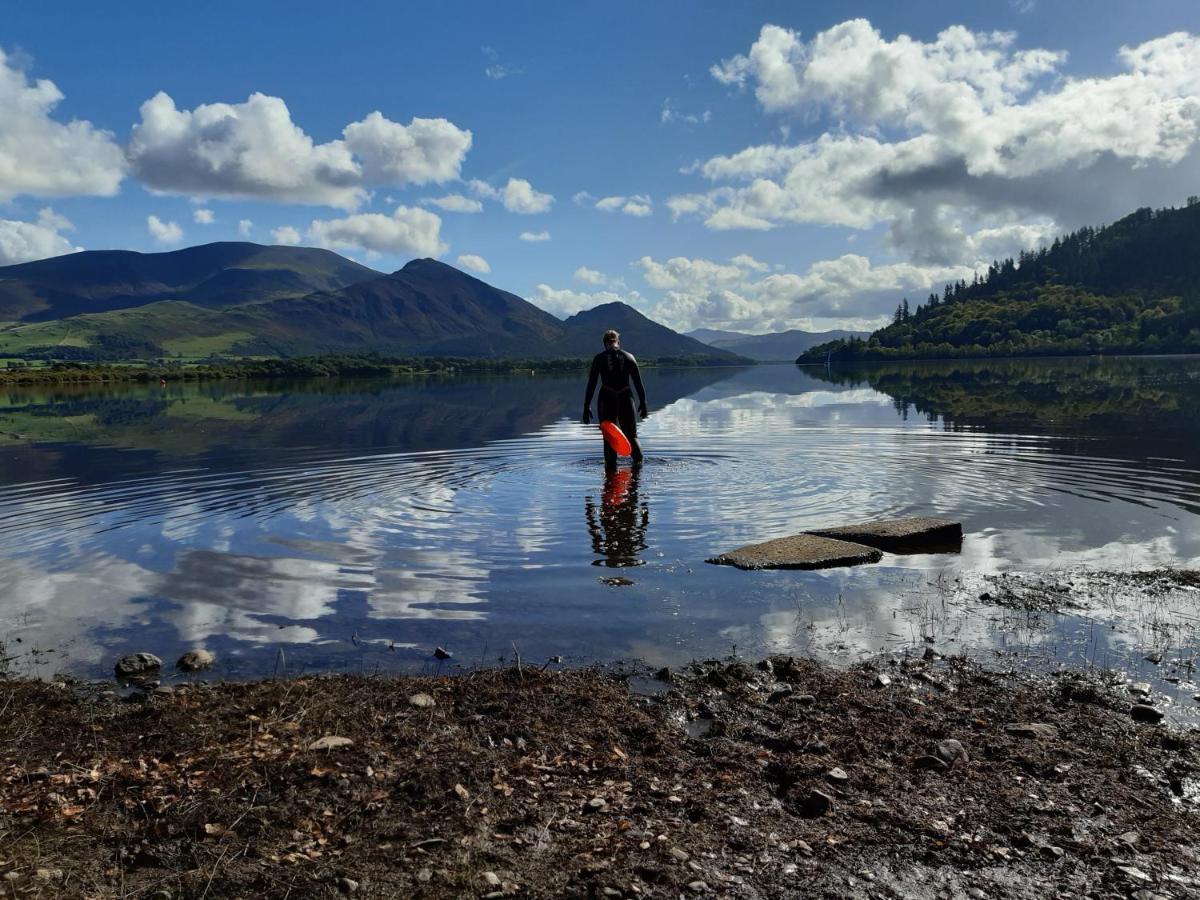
(801, 200, 1200, 362)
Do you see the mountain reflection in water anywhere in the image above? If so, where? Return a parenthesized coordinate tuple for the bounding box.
(0, 359, 1198, 722)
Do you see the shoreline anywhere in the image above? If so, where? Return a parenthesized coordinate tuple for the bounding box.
(3, 655, 1198, 898)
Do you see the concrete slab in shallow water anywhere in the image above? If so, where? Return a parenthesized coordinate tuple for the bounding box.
(806, 516, 962, 554)
(707, 534, 882, 571)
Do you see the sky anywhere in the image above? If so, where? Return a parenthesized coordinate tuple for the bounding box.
(1, 1, 1199, 334)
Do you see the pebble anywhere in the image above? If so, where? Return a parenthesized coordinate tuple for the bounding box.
(827, 767, 849, 784)
(801, 789, 833, 818)
(1117, 831, 1140, 847)
(337, 877, 359, 895)
(793, 693, 817, 705)
(688, 882, 709, 893)
(794, 840, 814, 856)
(967, 890, 986, 899)
(935, 739, 969, 765)
(874, 673, 892, 688)
(176, 649, 215, 671)
(586, 797, 608, 812)
(602, 889, 623, 898)
(408, 692, 437, 708)
(416, 868, 432, 882)
(1129, 682, 1152, 697)
(1004, 722, 1059, 739)
(1130, 704, 1164, 724)
(115, 652, 162, 678)
(670, 848, 690, 862)
(915, 755, 949, 772)
(152, 685, 174, 697)
(309, 735, 354, 751)
(1144, 652, 1163, 664)
(482, 871, 501, 886)
(433, 646, 452, 660)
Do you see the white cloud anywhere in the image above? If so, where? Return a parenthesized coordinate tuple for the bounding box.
(456, 253, 490, 274)
(661, 98, 712, 125)
(0, 207, 80, 265)
(238, 218, 253, 237)
(633, 252, 972, 332)
(0, 49, 126, 201)
(307, 205, 446, 256)
(573, 265, 608, 285)
(596, 194, 652, 216)
(147, 214, 183, 245)
(271, 225, 302, 246)
(423, 193, 483, 213)
(687, 22, 1200, 265)
(503, 177, 554, 213)
(482, 46, 521, 80)
(193, 208, 214, 224)
(532, 284, 637, 319)
(572, 190, 594, 205)
(128, 91, 471, 209)
(519, 230, 550, 242)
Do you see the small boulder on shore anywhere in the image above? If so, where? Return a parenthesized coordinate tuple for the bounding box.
(176, 649, 215, 672)
(707, 534, 881, 571)
(115, 652, 162, 678)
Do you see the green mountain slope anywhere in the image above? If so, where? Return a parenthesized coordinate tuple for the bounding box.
(799, 200, 1200, 363)
(0, 242, 380, 322)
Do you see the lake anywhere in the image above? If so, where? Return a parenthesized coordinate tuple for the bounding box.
(2, 357, 1199, 714)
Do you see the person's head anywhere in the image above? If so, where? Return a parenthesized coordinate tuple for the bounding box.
(602, 329, 620, 349)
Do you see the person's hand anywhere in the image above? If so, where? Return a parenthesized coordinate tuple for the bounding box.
(638, 403, 648, 420)
(581, 407, 593, 425)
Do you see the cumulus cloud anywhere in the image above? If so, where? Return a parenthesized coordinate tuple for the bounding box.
(502, 177, 554, 213)
(193, 208, 214, 224)
(596, 194, 652, 216)
(519, 230, 550, 242)
(0, 49, 126, 201)
(532, 284, 639, 319)
(423, 193, 483, 213)
(238, 218, 253, 236)
(147, 214, 183, 245)
(456, 253, 490, 273)
(271, 225, 302, 246)
(687, 22, 1200, 265)
(0, 207, 81, 265)
(574, 266, 608, 285)
(128, 91, 471, 209)
(661, 98, 712, 125)
(307, 205, 446, 256)
(572, 190, 594, 205)
(633, 252, 971, 332)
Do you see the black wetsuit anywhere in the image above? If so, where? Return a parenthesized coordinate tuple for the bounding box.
(583, 347, 646, 469)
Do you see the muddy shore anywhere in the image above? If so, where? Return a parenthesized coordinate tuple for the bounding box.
(2, 656, 1199, 899)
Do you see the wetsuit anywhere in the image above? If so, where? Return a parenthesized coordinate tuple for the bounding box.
(583, 347, 646, 469)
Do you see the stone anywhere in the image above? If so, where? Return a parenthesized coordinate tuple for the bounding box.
(707, 534, 882, 571)
(1144, 652, 1163, 664)
(585, 797, 608, 812)
(1004, 722, 1059, 739)
(152, 685, 175, 697)
(115, 652, 162, 678)
(482, 872, 501, 887)
(1129, 682, 1152, 697)
(935, 739, 969, 765)
(827, 767, 850, 784)
(1130, 704, 1164, 724)
(914, 755, 949, 772)
(1117, 831, 1140, 847)
(309, 735, 354, 751)
(416, 869, 432, 883)
(433, 646, 452, 660)
(806, 516, 963, 553)
(688, 882, 709, 893)
(874, 673, 892, 688)
(800, 789, 833, 818)
(408, 693, 437, 708)
(670, 848, 690, 862)
(337, 877, 359, 895)
(176, 649, 215, 672)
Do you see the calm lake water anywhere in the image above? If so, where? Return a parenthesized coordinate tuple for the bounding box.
(2, 358, 1199, 712)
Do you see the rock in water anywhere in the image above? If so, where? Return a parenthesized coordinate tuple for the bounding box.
(1130, 704, 1164, 724)
(806, 516, 963, 553)
(115, 652, 162, 678)
(707, 534, 882, 571)
(176, 649, 215, 671)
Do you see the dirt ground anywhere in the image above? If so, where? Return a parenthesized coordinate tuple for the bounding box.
(2, 655, 1198, 899)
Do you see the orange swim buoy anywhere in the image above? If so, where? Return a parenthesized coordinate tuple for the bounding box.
(600, 421, 632, 457)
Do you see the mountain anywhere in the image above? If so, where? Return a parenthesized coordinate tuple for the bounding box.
(555, 302, 742, 361)
(686, 327, 868, 361)
(799, 200, 1200, 363)
(0, 251, 746, 363)
(0, 242, 380, 322)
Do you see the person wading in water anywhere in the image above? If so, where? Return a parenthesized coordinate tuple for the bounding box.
(582, 329, 647, 471)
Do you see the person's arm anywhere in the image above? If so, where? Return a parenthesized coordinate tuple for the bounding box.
(582, 356, 599, 423)
(629, 354, 647, 417)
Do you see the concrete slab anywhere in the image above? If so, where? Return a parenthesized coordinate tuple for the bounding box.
(707, 534, 883, 571)
(806, 516, 962, 553)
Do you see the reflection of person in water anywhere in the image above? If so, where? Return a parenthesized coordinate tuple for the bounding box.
(585, 467, 649, 567)
(581, 329, 647, 471)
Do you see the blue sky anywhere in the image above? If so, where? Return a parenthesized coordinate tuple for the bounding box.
(2, 1, 1199, 332)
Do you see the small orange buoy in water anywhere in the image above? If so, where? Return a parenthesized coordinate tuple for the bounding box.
(600, 421, 632, 456)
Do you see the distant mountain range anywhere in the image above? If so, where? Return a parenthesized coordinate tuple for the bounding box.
(686, 327, 869, 361)
(0, 245, 744, 363)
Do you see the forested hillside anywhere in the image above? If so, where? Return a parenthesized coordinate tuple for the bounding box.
(800, 200, 1200, 362)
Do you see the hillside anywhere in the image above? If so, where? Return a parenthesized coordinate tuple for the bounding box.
(687, 327, 867, 361)
(0, 242, 380, 322)
(0, 253, 746, 363)
(799, 200, 1200, 363)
